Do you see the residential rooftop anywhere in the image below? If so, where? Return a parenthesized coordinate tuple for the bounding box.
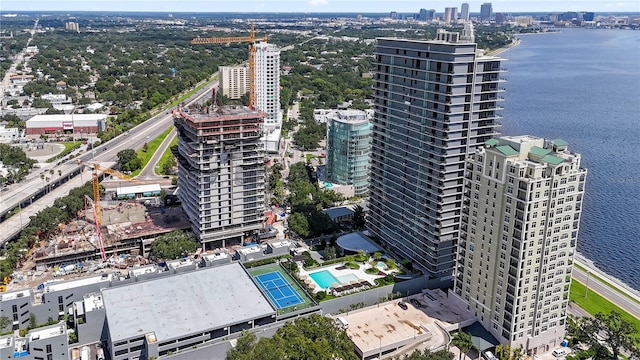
(44, 273, 113, 293)
(29, 322, 66, 342)
(0, 289, 30, 301)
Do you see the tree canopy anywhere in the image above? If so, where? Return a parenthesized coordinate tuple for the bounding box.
(150, 230, 198, 260)
(116, 148, 142, 172)
(397, 349, 455, 360)
(0, 144, 36, 183)
(285, 163, 342, 238)
(451, 332, 474, 360)
(227, 314, 357, 360)
(566, 311, 640, 360)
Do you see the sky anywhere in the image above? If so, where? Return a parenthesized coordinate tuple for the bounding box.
(1, 0, 639, 13)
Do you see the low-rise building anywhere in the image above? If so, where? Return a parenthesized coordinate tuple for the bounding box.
(0, 322, 68, 360)
(102, 263, 277, 360)
(323, 206, 355, 224)
(25, 114, 107, 136)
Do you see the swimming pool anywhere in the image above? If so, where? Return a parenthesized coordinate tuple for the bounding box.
(309, 270, 341, 289)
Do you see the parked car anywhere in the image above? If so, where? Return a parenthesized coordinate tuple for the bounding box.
(398, 302, 408, 310)
(409, 299, 422, 308)
(552, 349, 567, 357)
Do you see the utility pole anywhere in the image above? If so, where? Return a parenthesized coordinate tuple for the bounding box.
(584, 270, 591, 297)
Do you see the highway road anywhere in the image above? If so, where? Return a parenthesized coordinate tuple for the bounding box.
(0, 77, 219, 246)
(572, 261, 640, 320)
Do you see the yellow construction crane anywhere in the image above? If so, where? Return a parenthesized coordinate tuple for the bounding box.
(191, 23, 268, 109)
(88, 163, 134, 226)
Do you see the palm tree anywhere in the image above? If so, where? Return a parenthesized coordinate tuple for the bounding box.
(511, 346, 524, 360)
(495, 344, 510, 360)
(452, 331, 474, 360)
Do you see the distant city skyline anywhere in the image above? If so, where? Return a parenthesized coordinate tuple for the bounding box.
(2, 0, 639, 13)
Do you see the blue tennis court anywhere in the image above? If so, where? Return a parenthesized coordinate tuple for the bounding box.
(255, 271, 304, 309)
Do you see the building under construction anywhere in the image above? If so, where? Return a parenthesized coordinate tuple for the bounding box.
(173, 101, 267, 250)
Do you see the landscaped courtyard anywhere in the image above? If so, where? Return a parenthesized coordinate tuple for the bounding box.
(296, 254, 400, 297)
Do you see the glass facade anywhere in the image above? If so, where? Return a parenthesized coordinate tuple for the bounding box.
(326, 110, 372, 196)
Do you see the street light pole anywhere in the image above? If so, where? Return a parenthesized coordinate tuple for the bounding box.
(584, 271, 591, 297)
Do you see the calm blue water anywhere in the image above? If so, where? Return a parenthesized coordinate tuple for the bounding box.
(309, 270, 340, 288)
(501, 29, 640, 290)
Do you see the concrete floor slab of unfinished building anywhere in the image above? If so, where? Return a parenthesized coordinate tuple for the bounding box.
(342, 301, 449, 360)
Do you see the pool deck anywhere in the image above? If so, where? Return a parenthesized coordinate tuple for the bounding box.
(298, 263, 389, 293)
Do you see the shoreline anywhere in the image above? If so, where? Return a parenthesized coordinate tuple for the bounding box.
(487, 36, 639, 299)
(574, 252, 640, 299)
(487, 37, 521, 56)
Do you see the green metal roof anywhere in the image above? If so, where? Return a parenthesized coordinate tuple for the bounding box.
(529, 146, 552, 157)
(552, 138, 569, 147)
(542, 154, 565, 165)
(485, 138, 499, 147)
(496, 145, 519, 156)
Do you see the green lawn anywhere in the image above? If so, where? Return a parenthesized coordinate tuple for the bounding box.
(131, 127, 173, 176)
(570, 279, 640, 330)
(46, 142, 82, 162)
(573, 263, 640, 306)
(155, 136, 178, 175)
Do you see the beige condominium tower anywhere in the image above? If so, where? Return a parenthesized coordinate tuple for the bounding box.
(450, 135, 587, 355)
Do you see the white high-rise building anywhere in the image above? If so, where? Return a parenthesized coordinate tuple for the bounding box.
(254, 42, 281, 131)
(219, 65, 250, 100)
(450, 135, 587, 354)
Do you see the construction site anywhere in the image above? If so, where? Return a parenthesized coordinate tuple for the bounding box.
(3, 162, 191, 291)
(2, 24, 288, 293)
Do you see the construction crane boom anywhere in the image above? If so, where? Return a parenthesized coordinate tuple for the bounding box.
(191, 23, 267, 109)
(88, 163, 134, 226)
(87, 163, 137, 261)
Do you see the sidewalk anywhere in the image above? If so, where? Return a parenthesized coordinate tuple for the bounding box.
(574, 252, 640, 302)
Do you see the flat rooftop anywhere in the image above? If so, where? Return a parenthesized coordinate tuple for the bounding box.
(45, 274, 113, 293)
(0, 289, 30, 301)
(237, 245, 262, 255)
(29, 322, 65, 341)
(202, 252, 230, 261)
(83, 294, 104, 313)
(343, 301, 446, 355)
(102, 263, 275, 342)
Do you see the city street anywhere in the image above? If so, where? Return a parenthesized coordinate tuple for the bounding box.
(572, 258, 640, 320)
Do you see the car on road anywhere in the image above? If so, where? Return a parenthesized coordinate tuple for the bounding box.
(409, 299, 422, 308)
(552, 349, 567, 357)
(398, 302, 408, 310)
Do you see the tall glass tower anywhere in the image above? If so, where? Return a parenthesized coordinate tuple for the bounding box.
(367, 28, 505, 278)
(326, 109, 373, 196)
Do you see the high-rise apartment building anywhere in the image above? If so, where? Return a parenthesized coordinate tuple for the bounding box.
(419, 9, 428, 22)
(368, 28, 505, 278)
(461, 3, 470, 21)
(444, 7, 457, 23)
(450, 135, 587, 354)
(480, 2, 493, 21)
(219, 65, 250, 100)
(254, 42, 281, 131)
(173, 104, 266, 250)
(325, 109, 373, 196)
